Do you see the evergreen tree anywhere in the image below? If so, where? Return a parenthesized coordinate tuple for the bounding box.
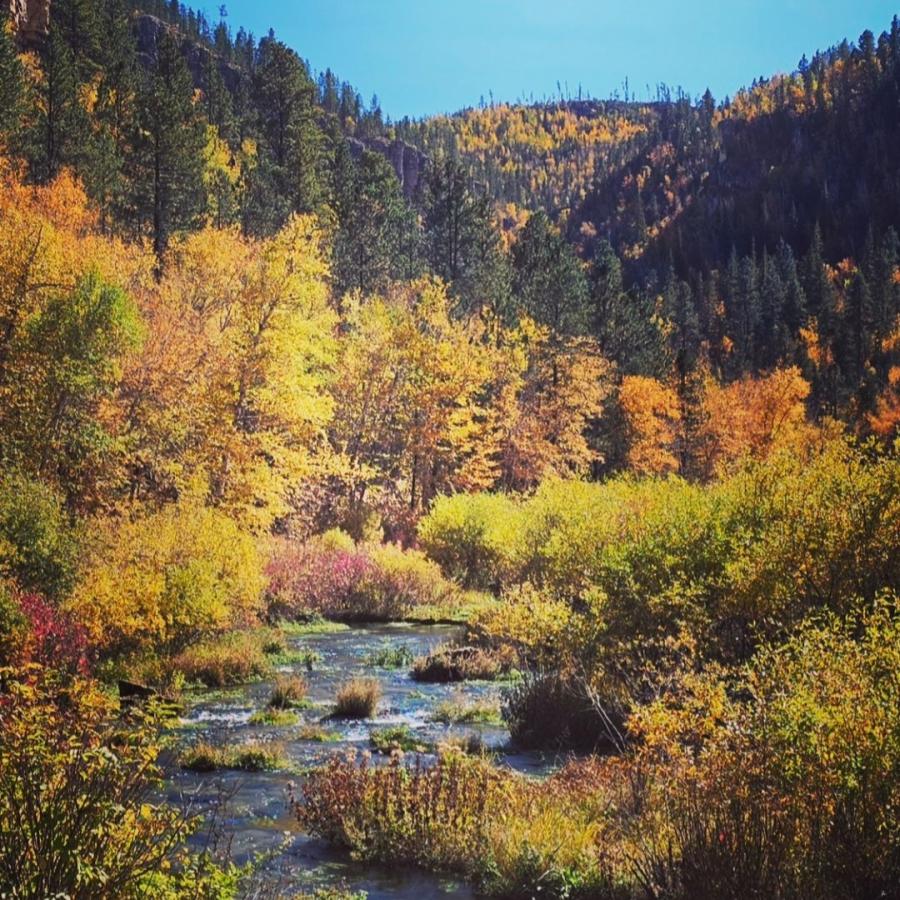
(0, 9, 25, 144)
(756, 248, 787, 368)
(83, 0, 138, 228)
(252, 37, 324, 220)
(331, 145, 421, 296)
(591, 240, 666, 375)
(129, 30, 207, 259)
(424, 158, 478, 285)
(512, 210, 590, 337)
(26, 19, 88, 181)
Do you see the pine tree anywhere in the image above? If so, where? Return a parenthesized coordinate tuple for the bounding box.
(0, 9, 24, 144)
(130, 30, 207, 259)
(27, 19, 88, 181)
(252, 37, 324, 220)
(331, 145, 421, 297)
(82, 0, 138, 228)
(757, 248, 786, 368)
(512, 209, 590, 338)
(591, 240, 666, 375)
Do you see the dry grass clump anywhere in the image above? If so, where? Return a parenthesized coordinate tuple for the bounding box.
(268, 674, 308, 709)
(168, 632, 272, 688)
(411, 645, 509, 683)
(333, 677, 381, 718)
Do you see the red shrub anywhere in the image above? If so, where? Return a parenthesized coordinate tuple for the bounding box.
(18, 593, 90, 675)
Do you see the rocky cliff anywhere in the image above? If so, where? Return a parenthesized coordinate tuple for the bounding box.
(132, 13, 243, 94)
(6, 0, 50, 46)
(348, 136, 427, 199)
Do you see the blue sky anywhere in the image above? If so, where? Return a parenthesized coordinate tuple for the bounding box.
(217, 1, 899, 119)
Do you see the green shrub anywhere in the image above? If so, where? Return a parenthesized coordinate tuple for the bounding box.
(365, 644, 414, 668)
(418, 492, 521, 589)
(297, 724, 340, 742)
(0, 469, 79, 599)
(180, 740, 286, 773)
(333, 678, 381, 718)
(248, 709, 299, 727)
(430, 697, 501, 725)
(0, 669, 191, 898)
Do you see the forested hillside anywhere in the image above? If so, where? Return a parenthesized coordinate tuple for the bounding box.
(2, 1, 898, 438)
(1, 3, 899, 898)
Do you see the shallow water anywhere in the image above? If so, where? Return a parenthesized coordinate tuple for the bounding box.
(164, 623, 560, 897)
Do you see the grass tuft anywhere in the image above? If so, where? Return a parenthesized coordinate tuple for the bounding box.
(333, 678, 381, 719)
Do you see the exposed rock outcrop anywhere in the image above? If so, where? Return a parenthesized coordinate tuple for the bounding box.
(133, 13, 243, 94)
(6, 0, 50, 46)
(348, 136, 428, 199)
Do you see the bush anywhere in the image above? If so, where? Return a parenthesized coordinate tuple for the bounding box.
(0, 668, 190, 898)
(16, 591, 91, 675)
(417, 492, 520, 589)
(470, 585, 572, 665)
(333, 677, 381, 718)
(68, 501, 264, 655)
(0, 469, 79, 599)
(365, 541, 455, 611)
(623, 599, 900, 899)
(266, 535, 457, 622)
(0, 582, 26, 665)
(295, 751, 504, 873)
(502, 672, 619, 752)
(295, 751, 625, 897)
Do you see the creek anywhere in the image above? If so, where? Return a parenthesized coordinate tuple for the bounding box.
(165, 622, 556, 898)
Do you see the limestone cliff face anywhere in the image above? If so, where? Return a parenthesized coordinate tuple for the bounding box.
(348, 136, 428, 200)
(6, 0, 50, 46)
(133, 13, 243, 94)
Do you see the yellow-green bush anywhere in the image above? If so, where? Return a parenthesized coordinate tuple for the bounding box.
(624, 597, 900, 899)
(0, 667, 189, 898)
(68, 500, 265, 655)
(451, 436, 899, 666)
(0, 469, 80, 599)
(417, 492, 521, 589)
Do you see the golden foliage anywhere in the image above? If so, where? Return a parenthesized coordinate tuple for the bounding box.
(619, 375, 681, 475)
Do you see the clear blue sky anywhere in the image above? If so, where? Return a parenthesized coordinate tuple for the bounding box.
(216, 0, 899, 119)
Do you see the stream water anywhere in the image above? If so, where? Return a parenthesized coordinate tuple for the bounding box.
(164, 623, 558, 898)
